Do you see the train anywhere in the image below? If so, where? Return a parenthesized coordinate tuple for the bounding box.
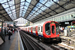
(20, 21, 60, 42)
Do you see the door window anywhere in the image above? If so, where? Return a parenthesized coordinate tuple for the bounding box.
(45, 23, 50, 35)
(52, 26, 55, 34)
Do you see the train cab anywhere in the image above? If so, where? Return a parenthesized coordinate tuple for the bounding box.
(43, 21, 59, 38)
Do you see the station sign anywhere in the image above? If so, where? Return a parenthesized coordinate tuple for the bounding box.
(65, 22, 69, 24)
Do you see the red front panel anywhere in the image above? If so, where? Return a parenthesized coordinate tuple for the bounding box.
(43, 21, 51, 38)
(43, 21, 59, 38)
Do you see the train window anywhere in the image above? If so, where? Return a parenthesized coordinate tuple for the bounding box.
(33, 27, 35, 31)
(45, 23, 50, 35)
(41, 26, 43, 32)
(38, 27, 40, 32)
(56, 23, 59, 35)
(52, 26, 55, 33)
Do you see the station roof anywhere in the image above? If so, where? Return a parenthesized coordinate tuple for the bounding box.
(0, 4, 12, 21)
(0, 0, 75, 22)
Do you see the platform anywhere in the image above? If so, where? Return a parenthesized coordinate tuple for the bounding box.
(60, 31, 75, 42)
(0, 31, 24, 50)
(59, 31, 75, 50)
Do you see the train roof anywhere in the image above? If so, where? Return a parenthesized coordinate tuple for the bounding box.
(33, 21, 58, 26)
(26, 21, 58, 28)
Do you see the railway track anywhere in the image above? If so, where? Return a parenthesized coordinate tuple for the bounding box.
(49, 44, 68, 50)
(20, 31, 45, 50)
(44, 40, 68, 50)
(20, 30, 68, 50)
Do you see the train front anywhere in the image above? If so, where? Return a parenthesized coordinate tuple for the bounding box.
(43, 21, 60, 40)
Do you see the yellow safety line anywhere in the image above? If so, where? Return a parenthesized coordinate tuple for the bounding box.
(18, 31, 20, 50)
(9, 33, 17, 50)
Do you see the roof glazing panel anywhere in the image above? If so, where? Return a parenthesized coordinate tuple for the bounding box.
(20, 0, 31, 17)
(0, 0, 16, 20)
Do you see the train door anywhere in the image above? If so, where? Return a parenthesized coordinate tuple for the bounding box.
(36, 26, 38, 36)
(50, 23, 56, 38)
(31, 27, 33, 34)
(50, 22, 59, 38)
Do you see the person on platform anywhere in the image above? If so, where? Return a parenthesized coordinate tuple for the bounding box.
(8, 28, 12, 40)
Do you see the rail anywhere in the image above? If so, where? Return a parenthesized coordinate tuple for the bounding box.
(20, 31, 45, 50)
(20, 30, 68, 50)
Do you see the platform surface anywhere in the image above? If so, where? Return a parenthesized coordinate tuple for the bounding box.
(59, 32, 75, 50)
(0, 31, 24, 50)
(60, 32, 75, 41)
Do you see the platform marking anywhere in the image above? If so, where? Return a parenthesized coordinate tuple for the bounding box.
(18, 30, 24, 50)
(18, 30, 20, 50)
(9, 33, 17, 50)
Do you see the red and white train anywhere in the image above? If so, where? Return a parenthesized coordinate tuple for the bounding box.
(20, 21, 60, 42)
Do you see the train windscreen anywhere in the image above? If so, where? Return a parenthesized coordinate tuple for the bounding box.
(45, 23, 51, 35)
(56, 23, 59, 35)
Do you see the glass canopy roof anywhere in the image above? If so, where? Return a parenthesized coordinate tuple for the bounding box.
(0, 0, 58, 20)
(0, 0, 75, 22)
